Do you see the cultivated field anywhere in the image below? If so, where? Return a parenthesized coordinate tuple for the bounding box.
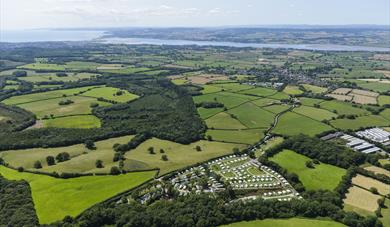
(343, 186, 381, 215)
(270, 149, 346, 191)
(0, 165, 156, 224)
(364, 166, 390, 177)
(302, 84, 328, 93)
(352, 174, 390, 195)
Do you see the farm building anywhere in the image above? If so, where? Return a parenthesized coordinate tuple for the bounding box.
(356, 128, 390, 144)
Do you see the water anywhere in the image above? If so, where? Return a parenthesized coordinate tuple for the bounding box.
(0, 29, 105, 42)
(101, 37, 390, 52)
(1, 30, 389, 52)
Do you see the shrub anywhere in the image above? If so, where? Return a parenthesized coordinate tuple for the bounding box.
(34, 160, 42, 169)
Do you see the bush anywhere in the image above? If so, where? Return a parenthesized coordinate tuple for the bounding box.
(195, 145, 202, 152)
(34, 160, 42, 169)
(95, 160, 104, 168)
(46, 156, 55, 166)
(56, 152, 70, 162)
(148, 147, 155, 154)
(110, 166, 121, 175)
(161, 155, 168, 161)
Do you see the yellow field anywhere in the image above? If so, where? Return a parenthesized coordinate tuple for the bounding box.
(352, 174, 389, 195)
(343, 186, 381, 214)
(364, 166, 390, 177)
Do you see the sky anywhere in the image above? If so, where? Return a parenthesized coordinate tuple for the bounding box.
(1, 0, 389, 30)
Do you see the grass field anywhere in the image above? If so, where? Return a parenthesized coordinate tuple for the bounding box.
(197, 107, 224, 119)
(228, 102, 275, 128)
(378, 95, 390, 106)
(2, 86, 99, 105)
(19, 63, 66, 71)
(319, 100, 369, 116)
(124, 138, 247, 175)
(0, 165, 156, 224)
(283, 85, 303, 95)
(201, 85, 223, 94)
(293, 106, 337, 121)
(270, 149, 346, 191)
(206, 129, 265, 145)
(343, 186, 381, 216)
(352, 174, 390, 196)
(44, 115, 101, 129)
(268, 92, 290, 100)
(221, 218, 346, 227)
(206, 112, 247, 129)
(330, 115, 389, 130)
(302, 84, 328, 93)
(239, 87, 276, 97)
(212, 83, 253, 92)
(17, 96, 110, 118)
(0, 135, 134, 172)
(193, 92, 254, 109)
(380, 109, 390, 121)
(273, 112, 333, 136)
(263, 104, 290, 114)
(299, 97, 325, 107)
(380, 199, 390, 227)
(81, 86, 139, 103)
(251, 98, 280, 107)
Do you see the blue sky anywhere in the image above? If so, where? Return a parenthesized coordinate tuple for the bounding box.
(1, 0, 389, 29)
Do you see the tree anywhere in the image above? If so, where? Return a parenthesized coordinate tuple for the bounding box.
(85, 140, 96, 150)
(233, 147, 240, 154)
(207, 135, 213, 141)
(95, 160, 104, 168)
(161, 154, 168, 161)
(159, 148, 165, 153)
(56, 152, 70, 162)
(34, 161, 42, 169)
(148, 147, 155, 154)
(195, 145, 202, 152)
(46, 156, 55, 166)
(110, 166, 121, 175)
(17, 167, 24, 172)
(370, 187, 379, 194)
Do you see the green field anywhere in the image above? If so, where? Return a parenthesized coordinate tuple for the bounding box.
(19, 63, 66, 71)
(273, 112, 333, 136)
(44, 115, 101, 128)
(197, 107, 224, 119)
(81, 86, 139, 103)
(0, 165, 156, 224)
(206, 112, 247, 129)
(270, 150, 346, 191)
(251, 98, 280, 107)
(221, 218, 346, 227)
(299, 97, 325, 107)
(330, 115, 390, 130)
(302, 84, 328, 93)
(239, 87, 276, 97)
(124, 138, 247, 175)
(2, 86, 100, 105)
(293, 105, 337, 121)
(193, 92, 255, 109)
(212, 83, 253, 92)
(18, 96, 110, 118)
(263, 104, 290, 114)
(0, 135, 134, 173)
(268, 92, 290, 100)
(283, 85, 303, 95)
(319, 100, 369, 116)
(378, 95, 390, 106)
(380, 199, 390, 227)
(206, 129, 264, 145)
(228, 102, 275, 128)
(201, 85, 223, 94)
